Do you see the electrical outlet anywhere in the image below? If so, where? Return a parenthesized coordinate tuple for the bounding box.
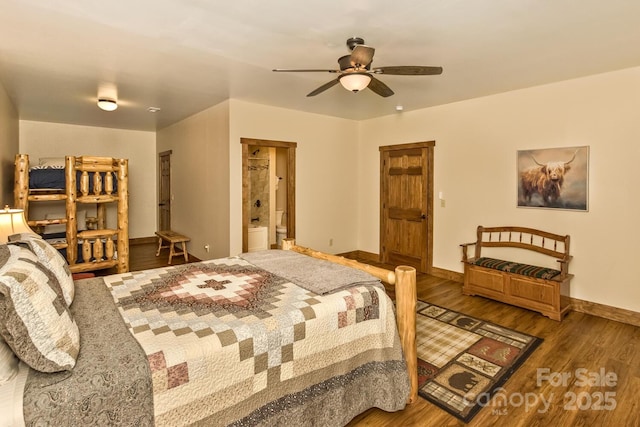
(329, 238, 334, 247)
(204, 244, 210, 253)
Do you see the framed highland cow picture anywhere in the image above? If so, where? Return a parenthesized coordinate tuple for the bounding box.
(517, 146, 589, 211)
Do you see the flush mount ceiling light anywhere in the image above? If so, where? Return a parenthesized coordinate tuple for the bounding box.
(338, 73, 372, 92)
(97, 98, 118, 111)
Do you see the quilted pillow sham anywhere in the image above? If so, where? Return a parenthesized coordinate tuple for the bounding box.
(9, 232, 74, 306)
(0, 244, 79, 372)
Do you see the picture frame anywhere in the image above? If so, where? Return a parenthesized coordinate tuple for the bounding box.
(517, 146, 589, 211)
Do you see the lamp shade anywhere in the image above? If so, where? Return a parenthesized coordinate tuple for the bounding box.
(0, 206, 35, 243)
(97, 98, 118, 111)
(339, 73, 372, 92)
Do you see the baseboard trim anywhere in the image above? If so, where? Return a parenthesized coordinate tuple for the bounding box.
(343, 251, 639, 327)
(569, 297, 640, 328)
(130, 236, 157, 245)
(435, 267, 639, 327)
(337, 250, 378, 263)
(429, 266, 464, 283)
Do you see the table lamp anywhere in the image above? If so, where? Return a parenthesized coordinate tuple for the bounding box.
(0, 205, 35, 244)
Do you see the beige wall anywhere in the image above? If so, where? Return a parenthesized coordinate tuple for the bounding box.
(156, 99, 360, 259)
(19, 121, 157, 238)
(0, 82, 19, 205)
(11, 65, 639, 314)
(358, 66, 640, 313)
(156, 101, 231, 260)
(228, 99, 360, 256)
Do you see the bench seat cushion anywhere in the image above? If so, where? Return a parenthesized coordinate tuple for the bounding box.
(472, 257, 561, 280)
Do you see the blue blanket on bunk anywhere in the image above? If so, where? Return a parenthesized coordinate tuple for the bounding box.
(29, 168, 118, 192)
(43, 232, 116, 264)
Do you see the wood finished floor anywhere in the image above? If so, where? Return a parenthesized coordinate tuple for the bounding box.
(123, 243, 640, 427)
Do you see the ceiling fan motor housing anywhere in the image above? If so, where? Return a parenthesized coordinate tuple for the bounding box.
(346, 37, 365, 51)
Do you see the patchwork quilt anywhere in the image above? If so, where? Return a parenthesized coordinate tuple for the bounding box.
(23, 255, 409, 426)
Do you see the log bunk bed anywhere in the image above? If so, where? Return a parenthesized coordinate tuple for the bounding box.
(13, 153, 129, 273)
(0, 232, 418, 426)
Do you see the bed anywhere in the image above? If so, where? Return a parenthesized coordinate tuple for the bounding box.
(0, 236, 417, 426)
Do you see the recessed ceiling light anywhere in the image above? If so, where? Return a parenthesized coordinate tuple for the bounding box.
(97, 98, 118, 111)
(147, 107, 161, 113)
(395, 105, 404, 112)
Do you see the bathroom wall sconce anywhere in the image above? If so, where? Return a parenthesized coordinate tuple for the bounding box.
(97, 98, 118, 111)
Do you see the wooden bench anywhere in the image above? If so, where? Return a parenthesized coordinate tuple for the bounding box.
(155, 230, 190, 264)
(460, 226, 573, 321)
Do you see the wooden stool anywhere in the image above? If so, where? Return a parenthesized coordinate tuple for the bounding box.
(155, 230, 190, 264)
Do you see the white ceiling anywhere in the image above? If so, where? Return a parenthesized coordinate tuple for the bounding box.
(2, 0, 640, 132)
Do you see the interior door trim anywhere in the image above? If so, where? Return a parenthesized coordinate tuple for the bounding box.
(241, 138, 297, 253)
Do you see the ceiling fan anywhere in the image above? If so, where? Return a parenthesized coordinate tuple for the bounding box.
(273, 37, 443, 98)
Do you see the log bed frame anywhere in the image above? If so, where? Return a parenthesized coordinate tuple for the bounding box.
(282, 238, 418, 404)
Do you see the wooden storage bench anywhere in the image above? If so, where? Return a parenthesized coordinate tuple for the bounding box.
(460, 226, 573, 321)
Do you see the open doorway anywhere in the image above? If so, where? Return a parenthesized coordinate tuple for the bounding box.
(241, 138, 297, 252)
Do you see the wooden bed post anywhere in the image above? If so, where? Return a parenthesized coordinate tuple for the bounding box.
(117, 159, 129, 273)
(281, 238, 418, 404)
(14, 154, 30, 214)
(65, 156, 78, 267)
(395, 265, 417, 404)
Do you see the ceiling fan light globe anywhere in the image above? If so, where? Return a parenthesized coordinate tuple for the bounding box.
(339, 73, 371, 92)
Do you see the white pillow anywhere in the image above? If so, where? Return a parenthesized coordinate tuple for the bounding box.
(38, 157, 65, 168)
(44, 213, 66, 234)
(0, 336, 19, 384)
(44, 210, 87, 233)
(77, 209, 87, 231)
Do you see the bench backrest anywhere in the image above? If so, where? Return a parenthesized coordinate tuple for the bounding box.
(474, 226, 570, 261)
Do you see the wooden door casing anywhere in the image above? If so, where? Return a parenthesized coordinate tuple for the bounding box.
(241, 138, 297, 253)
(380, 141, 434, 273)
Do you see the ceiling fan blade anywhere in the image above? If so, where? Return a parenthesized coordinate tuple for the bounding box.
(273, 68, 340, 73)
(307, 78, 340, 97)
(373, 66, 443, 75)
(367, 76, 394, 97)
(350, 45, 375, 68)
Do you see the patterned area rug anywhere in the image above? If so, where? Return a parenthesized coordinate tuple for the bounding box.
(416, 301, 542, 422)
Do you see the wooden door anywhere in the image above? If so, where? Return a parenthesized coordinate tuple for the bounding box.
(158, 150, 172, 231)
(380, 142, 434, 273)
